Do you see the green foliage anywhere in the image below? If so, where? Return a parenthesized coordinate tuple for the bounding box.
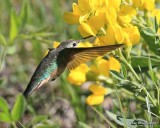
(0, 94, 26, 123)
(11, 94, 26, 121)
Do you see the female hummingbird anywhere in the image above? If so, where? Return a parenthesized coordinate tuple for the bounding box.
(23, 36, 123, 98)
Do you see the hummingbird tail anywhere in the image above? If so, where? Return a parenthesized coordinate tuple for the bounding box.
(23, 81, 35, 98)
(23, 89, 29, 98)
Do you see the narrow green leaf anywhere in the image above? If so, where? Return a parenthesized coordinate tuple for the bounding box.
(131, 56, 160, 72)
(18, 0, 29, 28)
(109, 70, 124, 81)
(105, 111, 124, 126)
(140, 28, 160, 55)
(148, 57, 157, 82)
(154, 17, 159, 32)
(0, 97, 10, 114)
(142, 28, 156, 36)
(0, 112, 11, 123)
(11, 94, 26, 121)
(9, 9, 18, 44)
(0, 34, 7, 46)
(106, 111, 148, 128)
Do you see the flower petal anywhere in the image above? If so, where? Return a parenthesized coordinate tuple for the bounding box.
(89, 84, 107, 95)
(63, 12, 79, 24)
(86, 94, 104, 105)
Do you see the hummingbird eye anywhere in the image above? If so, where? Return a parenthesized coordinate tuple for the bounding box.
(72, 42, 77, 47)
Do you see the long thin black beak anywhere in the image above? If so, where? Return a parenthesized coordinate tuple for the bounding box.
(75, 35, 94, 45)
(80, 35, 94, 41)
(82, 35, 94, 40)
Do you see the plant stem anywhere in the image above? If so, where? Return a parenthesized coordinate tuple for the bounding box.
(117, 49, 157, 107)
(0, 47, 6, 71)
(114, 83, 127, 128)
(12, 122, 17, 128)
(118, 49, 141, 83)
(91, 106, 117, 128)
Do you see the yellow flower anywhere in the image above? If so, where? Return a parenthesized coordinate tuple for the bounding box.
(78, 12, 106, 36)
(77, 41, 92, 47)
(89, 84, 107, 95)
(90, 57, 121, 77)
(68, 71, 86, 85)
(67, 64, 89, 85)
(118, 5, 137, 27)
(132, 0, 144, 8)
(109, 57, 121, 72)
(123, 25, 140, 46)
(53, 41, 60, 48)
(86, 94, 104, 105)
(108, 0, 121, 12)
(152, 9, 160, 23)
(90, 57, 109, 77)
(132, 0, 155, 11)
(105, 7, 117, 24)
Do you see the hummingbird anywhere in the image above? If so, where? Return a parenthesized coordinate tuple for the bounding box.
(23, 36, 123, 98)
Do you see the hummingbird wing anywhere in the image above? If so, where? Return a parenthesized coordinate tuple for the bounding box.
(64, 44, 123, 70)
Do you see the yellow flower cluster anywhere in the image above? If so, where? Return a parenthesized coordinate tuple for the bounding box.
(86, 84, 107, 105)
(64, 0, 141, 46)
(68, 64, 89, 85)
(90, 57, 121, 77)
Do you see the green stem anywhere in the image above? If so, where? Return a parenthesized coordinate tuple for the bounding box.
(118, 49, 141, 83)
(114, 84, 127, 128)
(154, 82, 159, 106)
(12, 122, 17, 128)
(0, 47, 6, 71)
(117, 49, 157, 107)
(120, 88, 146, 102)
(91, 106, 116, 128)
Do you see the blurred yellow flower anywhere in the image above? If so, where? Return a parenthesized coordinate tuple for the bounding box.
(90, 57, 109, 76)
(132, 0, 155, 11)
(118, 5, 136, 27)
(86, 94, 104, 105)
(53, 41, 60, 48)
(77, 41, 92, 47)
(89, 84, 107, 95)
(90, 57, 121, 77)
(123, 25, 140, 46)
(152, 9, 160, 23)
(67, 64, 89, 85)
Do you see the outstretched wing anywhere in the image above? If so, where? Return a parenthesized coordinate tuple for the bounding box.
(62, 44, 123, 70)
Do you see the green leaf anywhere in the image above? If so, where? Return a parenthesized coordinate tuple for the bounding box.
(0, 34, 7, 46)
(109, 70, 124, 81)
(154, 17, 159, 32)
(140, 28, 160, 55)
(32, 115, 48, 124)
(17, 0, 29, 28)
(105, 111, 148, 128)
(148, 57, 157, 82)
(0, 97, 10, 114)
(11, 94, 26, 121)
(131, 56, 160, 72)
(9, 9, 18, 44)
(0, 112, 11, 123)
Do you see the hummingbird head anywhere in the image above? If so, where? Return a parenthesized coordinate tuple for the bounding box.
(57, 39, 81, 49)
(57, 36, 93, 49)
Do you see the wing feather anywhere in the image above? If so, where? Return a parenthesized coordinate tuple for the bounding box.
(63, 44, 123, 70)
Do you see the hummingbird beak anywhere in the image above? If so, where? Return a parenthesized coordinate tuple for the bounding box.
(81, 35, 94, 41)
(76, 35, 95, 45)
